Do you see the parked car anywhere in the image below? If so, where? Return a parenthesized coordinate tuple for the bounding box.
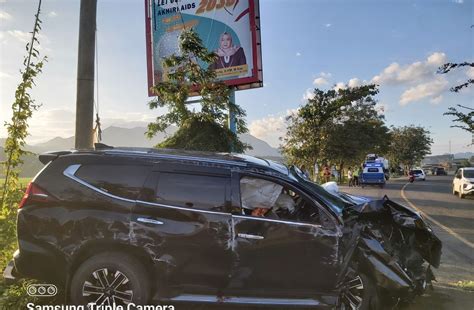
(409, 169, 426, 181)
(453, 167, 474, 199)
(4, 147, 442, 309)
(434, 167, 447, 176)
(360, 163, 386, 188)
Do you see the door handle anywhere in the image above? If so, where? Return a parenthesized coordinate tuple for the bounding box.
(136, 217, 164, 225)
(237, 233, 264, 240)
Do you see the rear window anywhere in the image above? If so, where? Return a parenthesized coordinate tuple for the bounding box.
(367, 168, 380, 172)
(412, 170, 423, 174)
(76, 164, 150, 200)
(155, 172, 230, 211)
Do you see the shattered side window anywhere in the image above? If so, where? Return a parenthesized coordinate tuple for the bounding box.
(239, 177, 323, 225)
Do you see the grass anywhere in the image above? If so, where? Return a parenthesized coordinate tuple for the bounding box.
(451, 280, 474, 291)
(0, 178, 31, 192)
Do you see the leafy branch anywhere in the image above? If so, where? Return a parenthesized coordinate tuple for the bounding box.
(1, 0, 46, 228)
(437, 62, 474, 92)
(147, 29, 249, 152)
(444, 105, 474, 134)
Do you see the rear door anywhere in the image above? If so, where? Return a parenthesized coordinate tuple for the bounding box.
(133, 163, 233, 295)
(228, 174, 341, 299)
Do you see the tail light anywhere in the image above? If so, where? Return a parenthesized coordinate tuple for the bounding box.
(18, 182, 52, 209)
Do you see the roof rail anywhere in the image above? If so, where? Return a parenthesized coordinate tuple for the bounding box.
(103, 149, 248, 167)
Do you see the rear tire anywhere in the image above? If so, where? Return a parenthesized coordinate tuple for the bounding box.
(70, 251, 150, 306)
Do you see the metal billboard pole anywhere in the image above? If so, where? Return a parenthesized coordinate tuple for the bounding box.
(75, 0, 97, 150)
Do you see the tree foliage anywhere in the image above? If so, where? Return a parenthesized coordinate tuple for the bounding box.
(437, 62, 474, 92)
(1, 1, 49, 307)
(438, 62, 474, 134)
(147, 29, 249, 153)
(1, 0, 46, 231)
(386, 125, 433, 172)
(281, 84, 389, 175)
(443, 104, 473, 134)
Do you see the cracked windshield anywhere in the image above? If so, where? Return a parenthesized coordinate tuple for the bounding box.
(1, 0, 473, 309)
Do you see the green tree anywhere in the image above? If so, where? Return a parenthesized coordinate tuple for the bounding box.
(443, 105, 473, 134)
(387, 125, 433, 173)
(437, 62, 474, 134)
(147, 29, 249, 152)
(281, 84, 385, 177)
(324, 98, 390, 181)
(1, 1, 49, 307)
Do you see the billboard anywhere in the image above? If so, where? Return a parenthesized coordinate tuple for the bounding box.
(145, 0, 263, 96)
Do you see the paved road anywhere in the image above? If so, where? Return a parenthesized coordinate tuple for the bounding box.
(341, 175, 474, 284)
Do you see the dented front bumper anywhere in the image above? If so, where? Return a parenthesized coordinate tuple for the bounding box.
(342, 196, 442, 300)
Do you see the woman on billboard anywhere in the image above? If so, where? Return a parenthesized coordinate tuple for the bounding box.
(210, 32, 247, 69)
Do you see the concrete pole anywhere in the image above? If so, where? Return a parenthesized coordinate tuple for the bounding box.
(228, 89, 237, 153)
(228, 89, 237, 134)
(75, 0, 97, 149)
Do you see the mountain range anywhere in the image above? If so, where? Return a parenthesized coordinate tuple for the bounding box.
(1, 126, 282, 177)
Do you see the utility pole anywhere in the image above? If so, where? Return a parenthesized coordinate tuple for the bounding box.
(75, 0, 97, 149)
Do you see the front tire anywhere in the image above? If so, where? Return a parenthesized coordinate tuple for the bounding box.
(340, 273, 379, 310)
(70, 252, 150, 306)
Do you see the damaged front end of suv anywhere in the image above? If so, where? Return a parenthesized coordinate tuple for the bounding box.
(338, 196, 442, 306)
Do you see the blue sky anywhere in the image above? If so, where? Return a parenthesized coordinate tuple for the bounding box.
(0, 0, 473, 155)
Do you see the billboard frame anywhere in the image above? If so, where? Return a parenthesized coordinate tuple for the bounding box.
(144, 0, 263, 97)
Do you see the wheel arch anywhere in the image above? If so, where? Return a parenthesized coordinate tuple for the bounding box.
(68, 240, 157, 281)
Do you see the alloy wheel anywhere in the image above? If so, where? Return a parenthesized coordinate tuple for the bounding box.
(341, 275, 365, 309)
(82, 268, 133, 305)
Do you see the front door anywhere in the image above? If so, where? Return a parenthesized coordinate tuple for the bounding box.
(228, 175, 341, 299)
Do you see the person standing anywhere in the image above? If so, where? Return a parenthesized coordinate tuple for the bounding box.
(314, 163, 319, 183)
(353, 166, 360, 186)
(348, 167, 353, 187)
(323, 165, 331, 183)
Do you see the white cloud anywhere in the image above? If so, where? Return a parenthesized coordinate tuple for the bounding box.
(452, 0, 463, 3)
(302, 88, 315, 101)
(320, 72, 332, 78)
(0, 71, 13, 79)
(466, 67, 474, 79)
(400, 78, 448, 105)
(5, 30, 50, 45)
(334, 82, 346, 91)
(0, 10, 12, 20)
(6, 30, 31, 43)
(375, 102, 390, 115)
(348, 78, 362, 88)
(371, 52, 447, 85)
(48, 11, 58, 18)
(296, 52, 301, 57)
(430, 95, 443, 104)
(325, 23, 332, 28)
(249, 109, 297, 148)
(313, 77, 328, 86)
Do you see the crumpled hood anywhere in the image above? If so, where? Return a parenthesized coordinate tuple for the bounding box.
(344, 196, 442, 268)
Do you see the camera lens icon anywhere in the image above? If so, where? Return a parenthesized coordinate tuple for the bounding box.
(27, 285, 37, 296)
(26, 284, 58, 297)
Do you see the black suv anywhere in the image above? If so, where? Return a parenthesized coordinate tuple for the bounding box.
(5, 147, 441, 309)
